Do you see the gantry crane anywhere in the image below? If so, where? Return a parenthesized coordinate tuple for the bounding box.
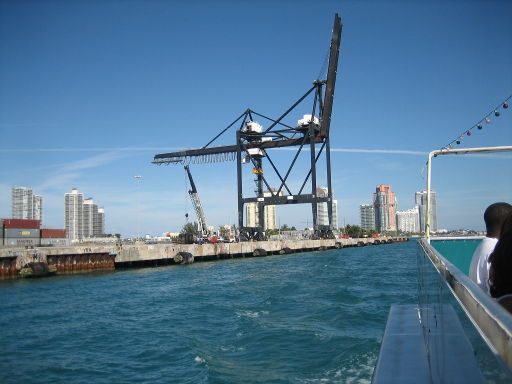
(154, 14, 342, 241)
(184, 165, 210, 238)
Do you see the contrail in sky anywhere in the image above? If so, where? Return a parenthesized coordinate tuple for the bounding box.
(329, 148, 427, 156)
(0, 147, 509, 159)
(0, 147, 181, 153)
(0, 147, 427, 155)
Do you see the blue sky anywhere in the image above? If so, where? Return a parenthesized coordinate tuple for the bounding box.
(1, 0, 511, 236)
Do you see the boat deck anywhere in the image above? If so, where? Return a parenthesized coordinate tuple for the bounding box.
(373, 304, 483, 383)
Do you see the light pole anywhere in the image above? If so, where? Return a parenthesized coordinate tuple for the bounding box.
(134, 175, 143, 240)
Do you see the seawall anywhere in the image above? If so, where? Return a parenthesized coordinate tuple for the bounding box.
(0, 237, 407, 278)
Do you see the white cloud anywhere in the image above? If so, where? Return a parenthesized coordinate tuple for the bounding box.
(59, 152, 129, 172)
(33, 152, 131, 193)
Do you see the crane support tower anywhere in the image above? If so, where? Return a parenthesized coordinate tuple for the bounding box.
(154, 14, 343, 240)
(184, 165, 210, 238)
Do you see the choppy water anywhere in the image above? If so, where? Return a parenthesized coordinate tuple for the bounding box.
(0, 241, 418, 384)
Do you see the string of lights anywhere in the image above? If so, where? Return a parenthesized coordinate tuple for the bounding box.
(440, 94, 511, 151)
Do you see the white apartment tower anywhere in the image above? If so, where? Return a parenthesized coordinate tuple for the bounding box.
(83, 198, 99, 238)
(11, 186, 42, 221)
(316, 187, 338, 229)
(360, 204, 375, 231)
(33, 195, 43, 222)
(65, 189, 105, 241)
(96, 207, 105, 236)
(415, 190, 438, 233)
(396, 206, 420, 233)
(65, 188, 84, 241)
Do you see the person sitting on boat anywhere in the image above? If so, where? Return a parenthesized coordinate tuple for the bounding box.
(469, 202, 512, 294)
(488, 212, 512, 311)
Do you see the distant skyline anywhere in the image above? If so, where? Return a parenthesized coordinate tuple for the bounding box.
(1, 1, 511, 236)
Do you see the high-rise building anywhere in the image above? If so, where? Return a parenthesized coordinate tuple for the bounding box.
(373, 184, 397, 232)
(83, 198, 99, 238)
(246, 190, 281, 230)
(96, 207, 105, 236)
(33, 195, 43, 222)
(246, 203, 257, 228)
(11, 187, 42, 222)
(396, 206, 420, 233)
(65, 189, 106, 241)
(415, 190, 438, 233)
(360, 204, 375, 231)
(65, 188, 84, 241)
(263, 200, 277, 230)
(316, 187, 338, 229)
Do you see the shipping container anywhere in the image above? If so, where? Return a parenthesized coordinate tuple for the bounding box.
(4, 228, 40, 238)
(3, 238, 40, 247)
(40, 238, 67, 246)
(41, 229, 66, 238)
(2, 219, 41, 229)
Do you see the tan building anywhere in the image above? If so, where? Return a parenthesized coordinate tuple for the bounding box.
(245, 190, 281, 230)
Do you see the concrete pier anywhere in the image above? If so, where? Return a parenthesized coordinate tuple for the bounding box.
(0, 237, 407, 278)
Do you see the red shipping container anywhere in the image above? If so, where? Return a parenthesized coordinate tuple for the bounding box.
(41, 229, 66, 238)
(2, 219, 41, 229)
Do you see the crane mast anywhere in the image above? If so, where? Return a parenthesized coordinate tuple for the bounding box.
(184, 165, 210, 238)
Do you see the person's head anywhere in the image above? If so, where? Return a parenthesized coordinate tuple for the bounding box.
(484, 202, 512, 238)
(500, 212, 512, 239)
(488, 212, 512, 298)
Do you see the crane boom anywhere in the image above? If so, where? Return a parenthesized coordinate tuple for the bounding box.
(320, 13, 342, 138)
(184, 165, 210, 237)
(153, 14, 341, 166)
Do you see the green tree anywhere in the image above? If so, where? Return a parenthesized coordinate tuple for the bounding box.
(181, 222, 196, 234)
(219, 226, 231, 239)
(345, 224, 362, 238)
(280, 224, 297, 231)
(366, 229, 377, 237)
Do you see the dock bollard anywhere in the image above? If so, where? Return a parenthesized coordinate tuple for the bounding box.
(253, 248, 267, 257)
(174, 252, 194, 265)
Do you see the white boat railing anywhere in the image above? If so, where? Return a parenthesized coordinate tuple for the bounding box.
(425, 145, 512, 241)
(419, 238, 512, 370)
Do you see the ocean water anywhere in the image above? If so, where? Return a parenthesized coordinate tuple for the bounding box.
(430, 238, 481, 275)
(0, 241, 418, 384)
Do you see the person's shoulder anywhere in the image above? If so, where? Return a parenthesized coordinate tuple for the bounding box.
(479, 237, 498, 250)
(471, 237, 496, 261)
